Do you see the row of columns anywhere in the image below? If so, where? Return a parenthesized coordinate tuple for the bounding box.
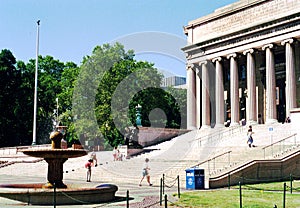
(187, 39, 297, 129)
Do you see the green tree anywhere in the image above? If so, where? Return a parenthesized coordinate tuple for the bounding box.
(14, 60, 36, 145)
(73, 43, 164, 148)
(0, 49, 20, 146)
(130, 87, 184, 128)
(72, 43, 128, 148)
(57, 62, 79, 145)
(0, 46, 186, 148)
(165, 87, 187, 129)
(97, 59, 162, 147)
(23, 56, 68, 144)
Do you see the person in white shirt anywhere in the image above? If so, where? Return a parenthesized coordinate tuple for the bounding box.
(90, 151, 97, 166)
(139, 158, 152, 186)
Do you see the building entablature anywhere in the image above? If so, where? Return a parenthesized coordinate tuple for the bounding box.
(183, 18, 300, 64)
(183, 0, 300, 64)
(184, 0, 300, 45)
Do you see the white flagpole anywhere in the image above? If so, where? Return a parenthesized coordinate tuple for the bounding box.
(32, 20, 40, 145)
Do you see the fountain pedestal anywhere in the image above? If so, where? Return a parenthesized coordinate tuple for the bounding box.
(45, 158, 67, 188)
(22, 149, 87, 188)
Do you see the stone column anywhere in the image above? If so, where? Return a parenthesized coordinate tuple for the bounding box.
(243, 49, 257, 124)
(212, 57, 224, 128)
(281, 39, 296, 117)
(200, 61, 210, 128)
(262, 44, 277, 123)
(227, 53, 239, 126)
(196, 67, 202, 129)
(186, 64, 197, 129)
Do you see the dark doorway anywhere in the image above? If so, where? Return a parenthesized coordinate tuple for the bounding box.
(276, 77, 286, 123)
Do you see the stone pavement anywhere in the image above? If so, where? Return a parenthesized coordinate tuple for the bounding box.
(0, 150, 185, 208)
(0, 174, 181, 208)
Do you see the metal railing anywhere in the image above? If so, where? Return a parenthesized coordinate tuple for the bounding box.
(262, 133, 298, 159)
(194, 125, 245, 147)
(191, 150, 232, 175)
(190, 131, 299, 178)
(207, 133, 299, 177)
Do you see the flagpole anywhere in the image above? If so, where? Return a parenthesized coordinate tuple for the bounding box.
(32, 20, 40, 145)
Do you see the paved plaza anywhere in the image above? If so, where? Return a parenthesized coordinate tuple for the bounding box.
(0, 150, 184, 208)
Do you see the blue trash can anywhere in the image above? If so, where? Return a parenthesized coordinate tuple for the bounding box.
(185, 168, 205, 189)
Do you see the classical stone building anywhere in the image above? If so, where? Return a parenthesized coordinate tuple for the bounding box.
(182, 0, 300, 129)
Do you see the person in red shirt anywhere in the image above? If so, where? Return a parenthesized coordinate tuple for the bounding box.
(85, 159, 93, 182)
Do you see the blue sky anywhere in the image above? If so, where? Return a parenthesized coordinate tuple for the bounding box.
(0, 0, 236, 77)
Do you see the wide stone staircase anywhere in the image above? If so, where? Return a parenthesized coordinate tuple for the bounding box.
(0, 122, 298, 190)
(86, 122, 299, 188)
(60, 123, 291, 186)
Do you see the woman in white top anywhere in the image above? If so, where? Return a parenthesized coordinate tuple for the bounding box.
(139, 158, 152, 186)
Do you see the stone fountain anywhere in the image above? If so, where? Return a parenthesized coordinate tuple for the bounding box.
(23, 130, 87, 188)
(0, 129, 118, 205)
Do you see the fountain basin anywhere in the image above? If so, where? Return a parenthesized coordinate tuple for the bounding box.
(0, 183, 118, 205)
(22, 148, 87, 158)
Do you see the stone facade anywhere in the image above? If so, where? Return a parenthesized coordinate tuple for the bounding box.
(183, 0, 300, 129)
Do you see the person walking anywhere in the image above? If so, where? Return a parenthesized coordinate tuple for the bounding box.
(247, 125, 254, 147)
(90, 151, 97, 166)
(113, 147, 118, 161)
(85, 159, 93, 182)
(139, 158, 152, 186)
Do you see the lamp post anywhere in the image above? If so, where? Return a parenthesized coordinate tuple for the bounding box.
(32, 20, 40, 145)
(135, 104, 142, 127)
(56, 98, 59, 126)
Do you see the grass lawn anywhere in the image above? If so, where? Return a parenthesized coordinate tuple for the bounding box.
(170, 181, 300, 208)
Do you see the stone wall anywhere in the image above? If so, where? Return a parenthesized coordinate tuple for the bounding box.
(137, 127, 190, 147)
(209, 151, 300, 188)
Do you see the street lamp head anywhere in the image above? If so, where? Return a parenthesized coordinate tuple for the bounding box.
(37, 20, 40, 25)
(135, 104, 142, 109)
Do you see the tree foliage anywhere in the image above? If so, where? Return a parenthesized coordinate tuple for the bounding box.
(0, 49, 79, 147)
(72, 43, 164, 147)
(0, 43, 186, 148)
(0, 49, 20, 146)
(131, 87, 184, 128)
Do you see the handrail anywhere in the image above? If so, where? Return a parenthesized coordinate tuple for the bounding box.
(193, 125, 246, 147)
(194, 125, 241, 142)
(208, 133, 299, 176)
(262, 133, 298, 159)
(262, 133, 297, 150)
(191, 150, 232, 168)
